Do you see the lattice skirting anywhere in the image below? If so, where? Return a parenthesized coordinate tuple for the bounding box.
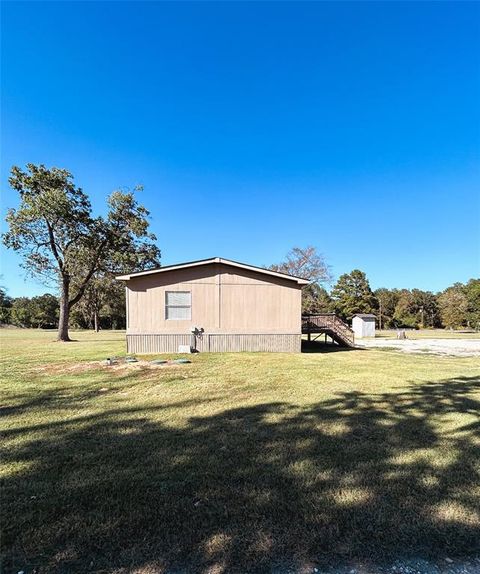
(126, 333, 302, 354)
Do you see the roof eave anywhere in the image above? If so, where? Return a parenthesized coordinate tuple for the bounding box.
(116, 257, 310, 285)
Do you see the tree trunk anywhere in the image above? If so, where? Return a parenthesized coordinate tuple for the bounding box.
(94, 309, 99, 333)
(58, 276, 71, 342)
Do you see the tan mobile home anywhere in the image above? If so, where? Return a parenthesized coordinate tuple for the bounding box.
(116, 257, 309, 353)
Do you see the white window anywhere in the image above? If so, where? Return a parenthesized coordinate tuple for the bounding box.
(165, 291, 191, 320)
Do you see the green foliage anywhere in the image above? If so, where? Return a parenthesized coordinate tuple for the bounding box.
(393, 290, 418, 328)
(0, 287, 13, 324)
(374, 288, 401, 329)
(10, 297, 32, 327)
(331, 269, 377, 320)
(30, 294, 59, 328)
(464, 279, 480, 330)
(438, 284, 469, 329)
(3, 165, 93, 279)
(2, 164, 160, 340)
(350, 281, 479, 331)
(303, 284, 334, 314)
(70, 273, 126, 330)
(393, 289, 440, 329)
(10, 294, 59, 328)
(413, 289, 441, 328)
(433, 280, 480, 330)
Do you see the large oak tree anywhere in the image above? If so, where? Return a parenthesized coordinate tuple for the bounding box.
(3, 164, 160, 341)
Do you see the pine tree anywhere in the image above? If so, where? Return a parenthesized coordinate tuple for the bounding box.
(331, 269, 377, 320)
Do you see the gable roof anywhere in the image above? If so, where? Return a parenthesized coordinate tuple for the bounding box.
(116, 257, 310, 285)
(352, 313, 376, 319)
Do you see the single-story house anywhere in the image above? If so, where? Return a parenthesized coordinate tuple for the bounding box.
(116, 257, 309, 354)
(352, 313, 376, 338)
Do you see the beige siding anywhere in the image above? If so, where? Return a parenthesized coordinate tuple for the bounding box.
(126, 263, 302, 336)
(220, 284, 299, 332)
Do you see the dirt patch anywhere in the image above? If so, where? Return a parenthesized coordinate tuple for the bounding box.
(106, 358, 189, 371)
(34, 358, 189, 376)
(357, 338, 480, 357)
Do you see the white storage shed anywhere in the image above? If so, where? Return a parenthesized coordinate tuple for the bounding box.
(352, 314, 376, 338)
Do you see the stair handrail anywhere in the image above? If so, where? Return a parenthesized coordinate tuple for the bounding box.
(302, 313, 355, 346)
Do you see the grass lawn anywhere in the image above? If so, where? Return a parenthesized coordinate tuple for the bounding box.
(1, 329, 480, 573)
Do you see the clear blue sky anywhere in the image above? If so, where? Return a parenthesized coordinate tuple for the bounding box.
(1, 1, 479, 297)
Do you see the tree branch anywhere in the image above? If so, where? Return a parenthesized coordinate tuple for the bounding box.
(45, 218, 64, 272)
(68, 237, 109, 308)
(68, 264, 98, 308)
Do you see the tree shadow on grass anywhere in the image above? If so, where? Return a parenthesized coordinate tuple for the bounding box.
(2, 376, 479, 573)
(301, 339, 362, 353)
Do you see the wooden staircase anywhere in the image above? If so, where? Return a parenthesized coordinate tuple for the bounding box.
(302, 313, 355, 348)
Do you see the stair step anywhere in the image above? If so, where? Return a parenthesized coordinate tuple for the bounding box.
(301, 314, 355, 347)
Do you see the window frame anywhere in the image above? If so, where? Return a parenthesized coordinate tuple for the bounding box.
(165, 290, 192, 321)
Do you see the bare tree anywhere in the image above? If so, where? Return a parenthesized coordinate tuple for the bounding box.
(269, 246, 331, 283)
(269, 246, 332, 313)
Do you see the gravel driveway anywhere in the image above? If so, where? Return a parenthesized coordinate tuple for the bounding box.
(356, 337, 480, 357)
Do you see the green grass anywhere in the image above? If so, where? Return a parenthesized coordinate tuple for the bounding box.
(1, 329, 480, 573)
(376, 329, 480, 339)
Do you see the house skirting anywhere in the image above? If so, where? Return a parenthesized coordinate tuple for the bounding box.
(126, 333, 302, 354)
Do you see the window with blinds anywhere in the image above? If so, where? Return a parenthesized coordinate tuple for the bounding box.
(165, 291, 191, 320)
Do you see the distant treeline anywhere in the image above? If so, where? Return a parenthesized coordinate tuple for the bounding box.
(0, 283, 126, 330)
(305, 272, 480, 330)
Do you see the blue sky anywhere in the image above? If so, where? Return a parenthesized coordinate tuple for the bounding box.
(1, 1, 479, 297)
